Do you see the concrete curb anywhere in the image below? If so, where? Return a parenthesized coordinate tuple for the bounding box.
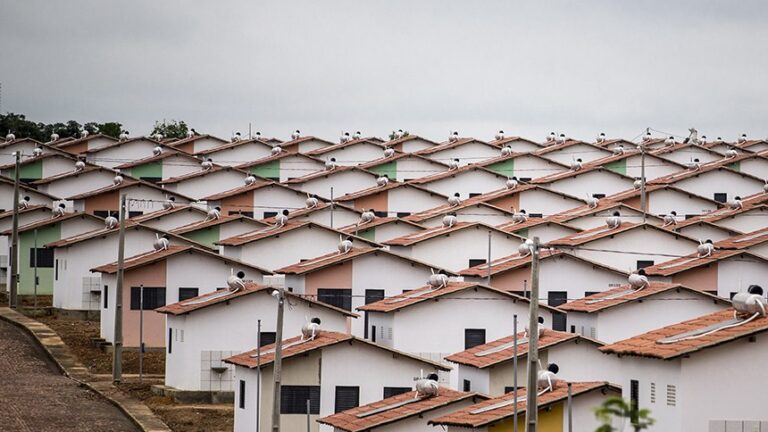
(0, 307, 171, 432)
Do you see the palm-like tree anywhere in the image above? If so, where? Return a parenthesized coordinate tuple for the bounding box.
(594, 397, 654, 432)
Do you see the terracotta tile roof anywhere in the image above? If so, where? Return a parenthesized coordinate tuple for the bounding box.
(531, 165, 633, 185)
(358, 282, 560, 314)
(276, 247, 378, 274)
(80, 137, 168, 154)
(606, 184, 723, 209)
(235, 151, 323, 170)
(113, 149, 199, 169)
(385, 135, 440, 147)
(546, 222, 641, 246)
(550, 201, 664, 226)
(445, 330, 592, 368)
(476, 152, 571, 171)
(200, 178, 277, 201)
(305, 139, 386, 156)
(170, 215, 265, 234)
(642, 249, 762, 276)
(675, 200, 768, 229)
(595, 138, 639, 149)
(558, 282, 726, 314)
(45, 221, 139, 247)
(600, 308, 768, 359)
(495, 218, 580, 234)
(193, 138, 273, 155)
(156, 283, 355, 317)
(260, 202, 364, 225)
(283, 165, 377, 184)
(459, 249, 562, 277)
(336, 181, 445, 202)
(534, 140, 610, 156)
(52, 133, 118, 149)
(407, 164, 506, 185)
(317, 388, 484, 432)
(157, 165, 247, 184)
(430, 382, 620, 428)
(489, 136, 541, 147)
(650, 164, 762, 185)
(224, 330, 449, 370)
(277, 136, 336, 149)
(128, 205, 208, 222)
(414, 138, 493, 155)
(29, 166, 105, 185)
(383, 222, 520, 247)
(0, 204, 50, 220)
(163, 134, 228, 149)
(359, 152, 448, 170)
(215, 220, 311, 246)
(404, 202, 513, 224)
(716, 227, 768, 249)
(66, 178, 194, 202)
(650, 142, 726, 159)
(338, 217, 425, 233)
(0, 212, 102, 235)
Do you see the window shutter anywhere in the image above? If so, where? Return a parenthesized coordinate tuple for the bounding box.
(383, 387, 411, 399)
(281, 386, 320, 414)
(464, 329, 486, 349)
(334, 386, 360, 413)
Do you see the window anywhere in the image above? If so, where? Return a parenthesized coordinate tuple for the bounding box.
(548, 291, 568, 331)
(463, 379, 471, 391)
(178, 288, 199, 301)
(504, 386, 519, 394)
(636, 260, 654, 270)
(229, 211, 254, 217)
(570, 325, 575, 333)
(263, 211, 278, 219)
(128, 211, 143, 218)
(684, 214, 696, 219)
(666, 385, 676, 407)
(130, 287, 167, 310)
(585, 291, 599, 297)
(469, 193, 482, 198)
(364, 290, 385, 339)
(93, 210, 110, 218)
(239, 380, 246, 409)
(374, 211, 388, 218)
(383, 387, 411, 398)
(55, 259, 59, 280)
(140, 176, 162, 183)
(29, 248, 54, 268)
(334, 386, 360, 413)
(168, 328, 172, 354)
(103, 286, 109, 309)
(529, 213, 543, 218)
(592, 193, 606, 199)
(259, 332, 276, 347)
(281, 385, 320, 414)
(713, 193, 727, 203)
(468, 259, 486, 268)
(317, 288, 352, 311)
(371, 325, 377, 343)
(519, 177, 532, 182)
(630, 380, 639, 422)
(650, 382, 656, 404)
(465, 329, 486, 349)
(396, 212, 411, 218)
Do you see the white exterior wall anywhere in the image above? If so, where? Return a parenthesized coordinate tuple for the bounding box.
(297, 139, 333, 153)
(518, 190, 584, 215)
(647, 189, 718, 217)
(420, 171, 507, 199)
(298, 171, 378, 198)
(673, 171, 765, 203)
(535, 255, 626, 302)
(455, 364, 491, 394)
(567, 228, 699, 271)
(507, 155, 566, 180)
(161, 155, 201, 180)
(623, 155, 683, 180)
(276, 155, 324, 181)
(394, 157, 447, 182)
(123, 185, 181, 216)
(138, 211, 205, 231)
(86, 142, 159, 168)
(205, 143, 272, 166)
(251, 187, 309, 220)
(302, 207, 359, 229)
(189, 137, 226, 153)
(675, 224, 737, 242)
(715, 209, 768, 233)
(737, 158, 768, 178)
(745, 242, 768, 260)
(594, 290, 726, 343)
(408, 229, 522, 271)
(613, 356, 683, 431)
(319, 143, 383, 166)
(364, 399, 479, 432)
(0, 142, 44, 165)
(165, 253, 265, 304)
(541, 145, 612, 165)
(716, 256, 768, 298)
(40, 157, 79, 178)
(365, 222, 423, 243)
(424, 143, 500, 167)
(0, 186, 53, 210)
(420, 207, 513, 228)
(232, 228, 343, 270)
(165, 292, 348, 391)
(546, 172, 634, 198)
(399, 138, 436, 153)
(387, 187, 446, 215)
(38, 171, 116, 198)
(657, 148, 721, 165)
(566, 312, 598, 340)
(165, 170, 246, 200)
(523, 223, 579, 243)
(566, 208, 650, 230)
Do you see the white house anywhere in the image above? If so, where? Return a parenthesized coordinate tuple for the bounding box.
(115, 150, 203, 182)
(203, 180, 312, 220)
(338, 217, 425, 244)
(651, 165, 766, 203)
(158, 166, 250, 200)
(335, 182, 447, 217)
(237, 152, 326, 182)
(532, 166, 635, 199)
(535, 140, 614, 165)
(306, 139, 387, 166)
(416, 138, 500, 167)
(164, 134, 229, 154)
(31, 166, 122, 198)
(194, 138, 275, 166)
(284, 166, 381, 198)
(82, 137, 171, 169)
(360, 153, 449, 182)
(408, 165, 509, 199)
(478, 153, 570, 180)
(129, 205, 210, 232)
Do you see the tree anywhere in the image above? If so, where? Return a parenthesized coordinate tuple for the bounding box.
(594, 397, 654, 432)
(150, 119, 189, 139)
(0, 113, 123, 140)
(94, 122, 122, 138)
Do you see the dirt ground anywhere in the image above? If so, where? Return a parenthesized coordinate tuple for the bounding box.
(35, 313, 165, 374)
(119, 382, 234, 432)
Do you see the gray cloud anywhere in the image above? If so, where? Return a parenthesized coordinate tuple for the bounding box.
(1, 0, 767, 142)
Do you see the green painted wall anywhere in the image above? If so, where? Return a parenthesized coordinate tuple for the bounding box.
(726, 161, 740, 172)
(355, 227, 376, 241)
(604, 159, 627, 175)
(8, 160, 44, 181)
(515, 228, 529, 238)
(129, 161, 163, 180)
(486, 159, 515, 176)
(19, 223, 60, 295)
(182, 225, 220, 249)
(250, 160, 280, 180)
(368, 161, 397, 179)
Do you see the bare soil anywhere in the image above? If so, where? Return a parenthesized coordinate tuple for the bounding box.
(34, 313, 165, 374)
(119, 382, 234, 432)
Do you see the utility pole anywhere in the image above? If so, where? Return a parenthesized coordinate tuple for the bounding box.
(486, 231, 492, 285)
(567, 382, 573, 432)
(525, 237, 541, 432)
(513, 314, 519, 432)
(33, 228, 38, 310)
(139, 284, 144, 383)
(329, 187, 334, 228)
(112, 194, 127, 384)
(9, 151, 20, 308)
(256, 319, 261, 432)
(271, 287, 286, 432)
(640, 143, 647, 224)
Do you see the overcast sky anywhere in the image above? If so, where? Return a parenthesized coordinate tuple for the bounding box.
(1, 1, 767, 143)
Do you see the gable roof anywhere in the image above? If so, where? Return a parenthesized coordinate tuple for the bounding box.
(45, 223, 208, 250)
(547, 222, 695, 247)
(359, 152, 449, 170)
(113, 149, 201, 169)
(283, 165, 378, 184)
(0, 204, 51, 221)
(277, 135, 336, 150)
(338, 216, 425, 233)
(384, 222, 521, 247)
(335, 181, 446, 203)
(716, 227, 768, 249)
(224, 330, 450, 370)
(129, 205, 208, 223)
(600, 308, 768, 359)
(30, 166, 113, 185)
(0, 211, 102, 235)
(65, 178, 194, 202)
(558, 282, 727, 314)
(407, 164, 507, 185)
(169, 214, 265, 234)
(357, 282, 560, 314)
(192, 137, 274, 156)
(445, 329, 597, 369)
(304, 138, 386, 156)
(414, 138, 495, 156)
(0, 176, 60, 200)
(642, 250, 766, 276)
(276, 246, 455, 276)
(650, 165, 764, 186)
(156, 283, 354, 317)
(156, 165, 247, 185)
(429, 382, 620, 428)
(404, 201, 513, 224)
(531, 165, 633, 185)
(317, 388, 484, 432)
(234, 151, 324, 170)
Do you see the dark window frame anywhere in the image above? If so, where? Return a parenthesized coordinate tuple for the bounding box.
(317, 288, 352, 311)
(178, 287, 199, 302)
(103, 285, 109, 309)
(383, 387, 411, 399)
(464, 328, 486, 349)
(280, 385, 320, 415)
(468, 259, 487, 268)
(130, 287, 167, 310)
(29, 247, 54, 268)
(334, 386, 360, 413)
(636, 260, 655, 270)
(239, 380, 246, 409)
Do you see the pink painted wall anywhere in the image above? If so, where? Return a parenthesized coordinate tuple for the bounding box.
(673, 262, 718, 293)
(489, 266, 531, 293)
(354, 191, 388, 213)
(304, 260, 353, 298)
(122, 260, 167, 347)
(488, 194, 520, 212)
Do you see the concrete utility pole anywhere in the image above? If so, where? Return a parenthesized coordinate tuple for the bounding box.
(513, 314, 519, 432)
(329, 187, 334, 228)
(486, 231, 492, 285)
(112, 194, 127, 384)
(9, 151, 20, 308)
(271, 287, 286, 432)
(33, 228, 38, 309)
(256, 319, 261, 432)
(567, 382, 573, 432)
(525, 236, 541, 432)
(640, 143, 647, 224)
